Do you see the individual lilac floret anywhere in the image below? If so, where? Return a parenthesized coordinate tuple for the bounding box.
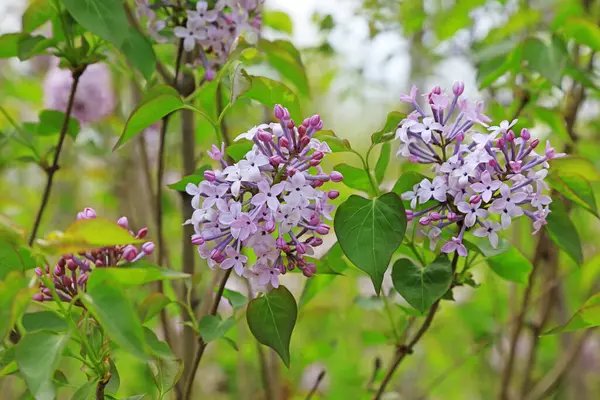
(136, 0, 264, 78)
(396, 83, 564, 256)
(43, 63, 115, 124)
(33, 208, 153, 304)
(185, 105, 341, 288)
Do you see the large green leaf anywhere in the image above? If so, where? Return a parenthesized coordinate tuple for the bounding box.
(246, 286, 297, 367)
(263, 10, 293, 34)
(334, 193, 407, 293)
(391, 256, 452, 312)
(486, 246, 532, 284)
(334, 163, 375, 196)
(62, 0, 129, 46)
(0, 272, 34, 341)
(198, 315, 235, 342)
(143, 327, 175, 359)
(259, 39, 309, 96)
(82, 282, 147, 360)
(71, 380, 97, 400)
(22, 0, 54, 33)
(22, 311, 68, 333)
(548, 172, 598, 218)
(37, 218, 143, 255)
(375, 142, 391, 184)
(312, 130, 352, 153)
(241, 75, 302, 122)
(87, 262, 189, 289)
(433, 0, 486, 40)
(16, 331, 70, 400)
(522, 37, 568, 87)
(138, 293, 171, 324)
(120, 27, 156, 80)
(0, 239, 40, 279)
(546, 292, 600, 334)
(550, 156, 600, 181)
(371, 112, 405, 144)
(561, 17, 600, 51)
(0, 33, 21, 58)
(36, 109, 80, 138)
(149, 358, 184, 399)
(546, 199, 583, 265)
(17, 34, 56, 61)
(532, 107, 571, 143)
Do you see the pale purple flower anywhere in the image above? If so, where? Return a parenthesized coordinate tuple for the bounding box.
(473, 220, 501, 248)
(471, 171, 501, 203)
(399, 85, 418, 103)
(174, 20, 208, 52)
(410, 117, 443, 144)
(252, 180, 285, 211)
(441, 237, 468, 257)
(230, 213, 258, 241)
(457, 201, 488, 227)
(221, 246, 248, 276)
(255, 264, 281, 288)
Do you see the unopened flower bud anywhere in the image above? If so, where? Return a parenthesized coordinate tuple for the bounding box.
(406, 210, 414, 221)
(279, 136, 289, 148)
(316, 224, 330, 235)
(303, 268, 314, 277)
(309, 159, 321, 167)
(309, 115, 321, 127)
(453, 81, 465, 96)
(531, 138, 539, 148)
(211, 249, 225, 263)
(429, 212, 441, 221)
(257, 129, 272, 142)
(419, 216, 430, 226)
(42, 288, 52, 296)
(312, 151, 324, 160)
(191, 235, 205, 245)
(204, 69, 215, 81)
(35, 267, 44, 277)
(521, 128, 530, 141)
(296, 243, 306, 254)
(204, 170, 216, 182)
(509, 160, 522, 173)
(497, 138, 506, 148)
(311, 237, 324, 246)
(300, 135, 311, 147)
(298, 125, 307, 136)
(142, 242, 155, 255)
(54, 265, 64, 276)
(137, 227, 149, 238)
(470, 195, 481, 204)
(62, 275, 72, 287)
(269, 155, 282, 166)
(67, 259, 77, 271)
(77, 207, 96, 220)
(33, 293, 44, 302)
(287, 120, 295, 129)
(489, 159, 497, 168)
(314, 121, 323, 130)
(276, 237, 287, 248)
(456, 132, 465, 142)
(122, 245, 138, 261)
(328, 190, 339, 199)
(117, 216, 128, 229)
(447, 212, 457, 222)
(78, 274, 88, 286)
(506, 130, 515, 141)
(274, 104, 286, 120)
(330, 171, 344, 182)
(95, 259, 104, 267)
(265, 219, 276, 233)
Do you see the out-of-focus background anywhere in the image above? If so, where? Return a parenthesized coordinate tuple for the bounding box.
(1, 0, 600, 399)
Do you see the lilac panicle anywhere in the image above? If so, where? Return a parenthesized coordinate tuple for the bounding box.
(396, 83, 564, 256)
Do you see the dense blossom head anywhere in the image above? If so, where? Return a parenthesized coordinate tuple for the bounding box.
(136, 0, 263, 79)
(43, 63, 115, 124)
(186, 105, 342, 288)
(33, 208, 154, 303)
(396, 83, 564, 256)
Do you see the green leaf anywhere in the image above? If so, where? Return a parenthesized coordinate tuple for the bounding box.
(222, 289, 247, 311)
(546, 292, 600, 334)
(143, 327, 175, 359)
(16, 331, 70, 400)
(199, 315, 235, 342)
(259, 39, 309, 96)
(0, 272, 34, 341)
(391, 256, 452, 312)
(37, 218, 143, 255)
(0, 240, 40, 279)
(22, 0, 54, 32)
(561, 17, 600, 51)
(105, 360, 120, 395)
(246, 286, 297, 367)
(371, 112, 405, 144)
(532, 107, 571, 143)
(299, 274, 336, 308)
(37, 110, 80, 138)
(263, 10, 293, 34)
(114, 85, 186, 151)
(226, 142, 253, 162)
(312, 130, 352, 153)
(22, 311, 68, 333)
(548, 172, 598, 218)
(139, 293, 171, 324)
(550, 156, 600, 181)
(87, 262, 189, 289)
(120, 27, 156, 80)
(167, 165, 211, 191)
(82, 282, 147, 360)
(229, 62, 252, 103)
(334, 163, 375, 196)
(240, 74, 302, 122)
(17, 34, 56, 61)
(71, 380, 97, 400)
(477, 45, 522, 89)
(391, 172, 430, 208)
(375, 142, 391, 184)
(486, 246, 533, 284)
(522, 37, 568, 87)
(433, 0, 486, 40)
(62, 0, 129, 47)
(546, 199, 583, 265)
(334, 193, 407, 293)
(0, 33, 21, 58)
(315, 243, 350, 275)
(149, 358, 184, 399)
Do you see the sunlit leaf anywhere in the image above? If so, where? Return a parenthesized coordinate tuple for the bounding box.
(22, 0, 54, 33)
(62, 0, 129, 46)
(263, 10, 293, 34)
(522, 37, 568, 87)
(561, 17, 600, 51)
(143, 327, 175, 359)
(546, 292, 600, 334)
(37, 109, 79, 138)
(0, 272, 35, 341)
(371, 112, 405, 144)
(312, 130, 352, 153)
(548, 172, 598, 218)
(87, 262, 189, 289)
(259, 39, 309, 96)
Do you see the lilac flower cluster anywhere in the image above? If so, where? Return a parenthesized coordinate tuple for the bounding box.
(136, 0, 263, 79)
(185, 105, 342, 288)
(33, 208, 155, 303)
(396, 83, 564, 256)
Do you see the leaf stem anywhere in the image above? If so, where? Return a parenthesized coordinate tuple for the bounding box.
(381, 295, 401, 344)
(28, 66, 85, 245)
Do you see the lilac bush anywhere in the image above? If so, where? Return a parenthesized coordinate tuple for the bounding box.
(185, 104, 342, 288)
(396, 83, 564, 256)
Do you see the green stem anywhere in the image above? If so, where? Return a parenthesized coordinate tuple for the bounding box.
(382, 295, 401, 344)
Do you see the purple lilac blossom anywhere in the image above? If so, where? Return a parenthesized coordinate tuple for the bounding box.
(136, 0, 263, 79)
(186, 104, 341, 289)
(396, 83, 564, 256)
(33, 208, 154, 303)
(43, 63, 116, 124)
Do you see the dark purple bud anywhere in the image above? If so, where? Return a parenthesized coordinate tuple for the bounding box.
(316, 224, 330, 235)
(300, 135, 311, 147)
(204, 69, 215, 81)
(489, 159, 497, 168)
(447, 212, 457, 222)
(312, 151, 324, 160)
(280, 136, 289, 148)
(137, 227, 149, 238)
(142, 242, 155, 255)
(279, 264, 287, 274)
(42, 288, 52, 296)
(470, 195, 481, 204)
(265, 219, 276, 233)
(521, 128, 530, 141)
(497, 138, 506, 148)
(406, 210, 414, 221)
(531, 138, 540, 148)
(67, 259, 77, 271)
(419, 217, 430, 226)
(204, 170, 216, 182)
(274, 104, 285, 119)
(314, 121, 323, 130)
(302, 268, 313, 277)
(328, 190, 339, 199)
(306, 263, 317, 274)
(210, 249, 224, 263)
(257, 129, 272, 142)
(62, 275, 73, 287)
(287, 167, 297, 176)
(309, 115, 321, 126)
(33, 293, 44, 302)
(309, 159, 321, 167)
(296, 243, 306, 254)
(453, 81, 465, 96)
(58, 258, 66, 268)
(298, 125, 307, 136)
(506, 130, 515, 141)
(35, 267, 44, 277)
(122, 245, 138, 262)
(429, 212, 441, 221)
(330, 171, 343, 182)
(432, 86, 442, 95)
(310, 237, 323, 246)
(309, 214, 320, 226)
(117, 216, 128, 229)
(54, 265, 64, 276)
(276, 237, 287, 248)
(191, 235, 205, 245)
(269, 155, 282, 167)
(78, 274, 89, 286)
(287, 120, 295, 129)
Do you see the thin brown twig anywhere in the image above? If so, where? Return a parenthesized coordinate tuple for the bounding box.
(181, 268, 233, 400)
(28, 66, 85, 245)
(305, 370, 327, 400)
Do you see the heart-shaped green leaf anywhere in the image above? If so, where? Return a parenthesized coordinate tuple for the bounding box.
(246, 286, 297, 367)
(391, 256, 452, 312)
(334, 193, 407, 293)
(199, 315, 235, 342)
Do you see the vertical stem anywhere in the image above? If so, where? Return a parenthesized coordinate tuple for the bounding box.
(28, 67, 85, 245)
(257, 341, 275, 400)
